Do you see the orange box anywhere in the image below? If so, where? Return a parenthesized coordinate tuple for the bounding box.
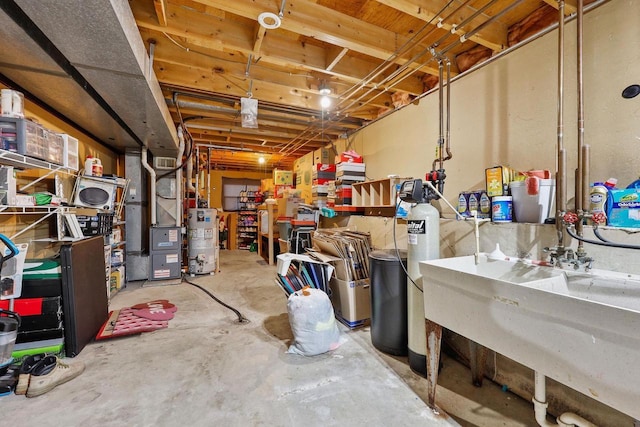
(485, 166, 506, 197)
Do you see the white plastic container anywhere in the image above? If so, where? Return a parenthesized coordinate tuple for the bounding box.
(1, 89, 24, 118)
(84, 156, 95, 176)
(510, 179, 555, 223)
(84, 156, 102, 176)
(491, 196, 513, 222)
(0, 310, 20, 367)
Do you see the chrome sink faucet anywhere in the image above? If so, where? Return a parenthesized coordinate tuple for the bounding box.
(544, 246, 593, 271)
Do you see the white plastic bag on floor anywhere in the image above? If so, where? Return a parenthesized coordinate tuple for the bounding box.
(287, 288, 343, 356)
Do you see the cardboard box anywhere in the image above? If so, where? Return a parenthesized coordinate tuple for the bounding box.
(273, 170, 293, 186)
(313, 163, 336, 172)
(277, 197, 301, 217)
(314, 148, 335, 165)
(274, 184, 294, 198)
(329, 277, 371, 327)
(339, 150, 363, 163)
(261, 178, 274, 193)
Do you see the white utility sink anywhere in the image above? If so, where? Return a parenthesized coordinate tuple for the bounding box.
(419, 254, 640, 419)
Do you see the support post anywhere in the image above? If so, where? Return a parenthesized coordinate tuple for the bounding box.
(425, 319, 443, 407)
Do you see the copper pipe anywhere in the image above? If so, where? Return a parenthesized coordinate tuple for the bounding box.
(582, 144, 590, 212)
(432, 0, 501, 50)
(444, 59, 452, 161)
(576, 0, 587, 252)
(441, 0, 526, 55)
(432, 59, 445, 171)
(338, 0, 458, 102)
(556, 0, 566, 246)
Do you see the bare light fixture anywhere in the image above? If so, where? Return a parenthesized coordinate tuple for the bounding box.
(320, 96, 331, 109)
(318, 81, 331, 95)
(258, 12, 281, 29)
(258, 156, 266, 164)
(258, 1, 286, 30)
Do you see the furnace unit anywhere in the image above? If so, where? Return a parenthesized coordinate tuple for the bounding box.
(149, 226, 182, 280)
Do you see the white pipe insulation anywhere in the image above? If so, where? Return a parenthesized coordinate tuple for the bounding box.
(141, 147, 157, 226)
(533, 371, 597, 427)
(176, 126, 185, 227)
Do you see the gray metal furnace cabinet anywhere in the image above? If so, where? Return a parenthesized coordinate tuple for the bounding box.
(149, 226, 182, 280)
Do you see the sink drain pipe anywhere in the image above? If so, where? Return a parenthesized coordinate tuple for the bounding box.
(533, 371, 597, 427)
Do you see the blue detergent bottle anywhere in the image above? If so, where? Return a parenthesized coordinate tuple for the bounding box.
(626, 177, 640, 189)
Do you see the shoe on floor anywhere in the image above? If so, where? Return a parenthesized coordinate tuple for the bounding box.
(15, 353, 47, 396)
(26, 358, 85, 398)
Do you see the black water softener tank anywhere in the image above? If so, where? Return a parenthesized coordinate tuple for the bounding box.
(369, 249, 408, 356)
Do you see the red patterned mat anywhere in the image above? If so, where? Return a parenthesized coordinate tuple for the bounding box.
(96, 301, 177, 340)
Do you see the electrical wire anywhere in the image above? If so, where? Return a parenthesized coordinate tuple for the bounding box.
(157, 94, 195, 180)
(182, 274, 250, 323)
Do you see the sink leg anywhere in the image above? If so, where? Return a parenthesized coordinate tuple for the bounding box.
(469, 340, 488, 387)
(425, 319, 442, 407)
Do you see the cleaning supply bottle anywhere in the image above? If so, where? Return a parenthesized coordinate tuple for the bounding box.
(84, 155, 95, 176)
(589, 182, 608, 224)
(627, 177, 640, 189)
(604, 177, 617, 189)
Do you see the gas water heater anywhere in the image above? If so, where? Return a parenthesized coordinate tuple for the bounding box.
(187, 208, 217, 275)
(399, 179, 441, 376)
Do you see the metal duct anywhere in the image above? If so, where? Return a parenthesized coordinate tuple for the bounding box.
(0, 1, 178, 156)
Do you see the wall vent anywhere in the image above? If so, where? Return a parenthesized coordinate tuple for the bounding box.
(154, 157, 176, 170)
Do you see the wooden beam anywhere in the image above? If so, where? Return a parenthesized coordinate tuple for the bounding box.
(375, 0, 508, 52)
(153, 0, 168, 26)
(190, 0, 442, 75)
(253, 23, 267, 55)
(325, 47, 349, 72)
(542, 0, 577, 15)
(131, 2, 426, 95)
(143, 32, 395, 114)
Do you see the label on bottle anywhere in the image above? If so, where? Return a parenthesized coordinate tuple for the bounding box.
(457, 193, 468, 214)
(589, 186, 607, 212)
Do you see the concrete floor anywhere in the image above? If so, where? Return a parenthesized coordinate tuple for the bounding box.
(2, 250, 538, 426)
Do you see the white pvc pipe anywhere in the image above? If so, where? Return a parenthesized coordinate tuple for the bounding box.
(141, 147, 157, 226)
(533, 371, 597, 427)
(176, 126, 185, 227)
(186, 144, 195, 193)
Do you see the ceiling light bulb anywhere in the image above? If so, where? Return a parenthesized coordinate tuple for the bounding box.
(320, 95, 331, 109)
(258, 156, 266, 164)
(319, 87, 331, 96)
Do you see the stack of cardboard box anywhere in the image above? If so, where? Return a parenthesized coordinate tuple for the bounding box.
(334, 151, 365, 207)
(312, 163, 335, 208)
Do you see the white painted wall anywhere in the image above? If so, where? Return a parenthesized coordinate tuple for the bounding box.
(327, 4, 640, 421)
(350, 0, 640, 212)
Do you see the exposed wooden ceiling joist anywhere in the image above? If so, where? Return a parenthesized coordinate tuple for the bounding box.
(191, 0, 444, 76)
(126, 0, 600, 172)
